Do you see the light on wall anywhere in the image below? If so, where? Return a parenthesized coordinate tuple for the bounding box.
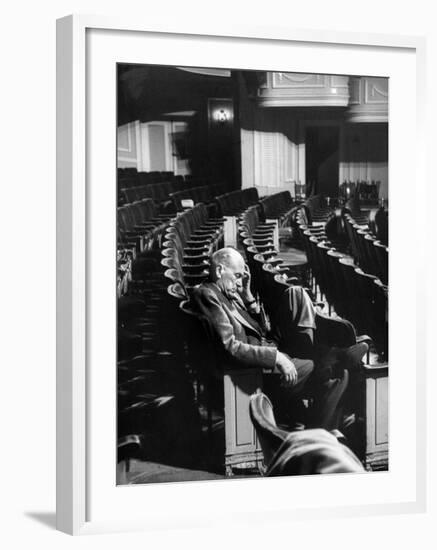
(208, 98, 234, 127)
(213, 107, 231, 123)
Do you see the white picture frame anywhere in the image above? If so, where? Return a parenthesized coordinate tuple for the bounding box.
(56, 14, 427, 535)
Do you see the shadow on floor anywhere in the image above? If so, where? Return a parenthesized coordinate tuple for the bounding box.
(24, 511, 56, 530)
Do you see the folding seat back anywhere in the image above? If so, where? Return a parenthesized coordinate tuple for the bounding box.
(190, 204, 203, 227)
(117, 206, 129, 232)
(261, 271, 289, 323)
(173, 216, 192, 245)
(337, 258, 360, 328)
(247, 187, 258, 204)
(215, 194, 227, 217)
(316, 242, 337, 305)
(170, 191, 185, 212)
(373, 241, 388, 285)
(326, 249, 347, 315)
(181, 209, 196, 234)
(344, 216, 360, 262)
(374, 207, 388, 245)
(129, 201, 145, 226)
(363, 233, 378, 276)
(122, 205, 137, 232)
(307, 235, 322, 286)
(249, 253, 269, 297)
(156, 183, 168, 202)
(314, 311, 358, 349)
(324, 211, 348, 251)
(354, 267, 378, 339)
(139, 186, 150, 201)
(139, 183, 153, 200)
(147, 198, 161, 220)
(372, 279, 388, 359)
(123, 186, 136, 202)
(121, 188, 133, 204)
(345, 195, 361, 217)
(355, 228, 370, 269)
(315, 241, 332, 300)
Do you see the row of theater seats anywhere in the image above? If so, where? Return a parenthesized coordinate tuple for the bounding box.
(292, 204, 388, 361)
(368, 207, 388, 246)
(258, 190, 296, 226)
(117, 199, 201, 467)
(116, 197, 173, 301)
(236, 202, 377, 462)
(215, 188, 260, 217)
(161, 203, 224, 290)
(117, 198, 172, 258)
(304, 194, 334, 224)
(243, 202, 388, 459)
(343, 212, 388, 284)
(118, 168, 213, 187)
(344, 197, 388, 243)
(344, 196, 370, 226)
(117, 204, 228, 476)
(168, 182, 228, 215)
(118, 169, 177, 188)
(238, 205, 317, 315)
(339, 180, 381, 203)
(119, 177, 204, 207)
(160, 205, 226, 440)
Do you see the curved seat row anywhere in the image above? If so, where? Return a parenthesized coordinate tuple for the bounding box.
(343, 212, 388, 284)
(215, 188, 259, 217)
(168, 182, 228, 214)
(119, 178, 207, 207)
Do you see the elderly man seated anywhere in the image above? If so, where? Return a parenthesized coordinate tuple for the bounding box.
(192, 247, 366, 431)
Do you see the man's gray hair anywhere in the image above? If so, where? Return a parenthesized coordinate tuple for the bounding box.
(210, 247, 243, 276)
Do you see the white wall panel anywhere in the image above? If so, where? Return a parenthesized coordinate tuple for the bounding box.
(117, 121, 140, 168)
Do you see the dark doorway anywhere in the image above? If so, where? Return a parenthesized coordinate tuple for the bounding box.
(305, 126, 340, 197)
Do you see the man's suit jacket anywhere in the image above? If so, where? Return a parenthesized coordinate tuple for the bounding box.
(192, 282, 277, 371)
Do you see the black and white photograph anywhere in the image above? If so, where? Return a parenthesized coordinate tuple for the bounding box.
(116, 64, 389, 484)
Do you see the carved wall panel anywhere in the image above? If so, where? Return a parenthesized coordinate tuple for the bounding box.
(256, 72, 350, 107)
(347, 77, 388, 122)
(365, 78, 389, 104)
(272, 73, 325, 88)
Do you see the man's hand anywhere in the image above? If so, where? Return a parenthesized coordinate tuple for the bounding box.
(240, 263, 254, 303)
(275, 351, 298, 386)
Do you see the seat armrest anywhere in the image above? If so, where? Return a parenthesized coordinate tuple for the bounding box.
(184, 249, 211, 259)
(361, 364, 389, 376)
(266, 258, 283, 266)
(181, 263, 209, 274)
(254, 243, 276, 252)
(356, 334, 372, 346)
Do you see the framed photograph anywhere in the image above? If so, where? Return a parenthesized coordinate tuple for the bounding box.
(57, 15, 426, 535)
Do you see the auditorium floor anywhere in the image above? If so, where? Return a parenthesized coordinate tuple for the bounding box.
(122, 409, 261, 484)
(126, 461, 224, 484)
